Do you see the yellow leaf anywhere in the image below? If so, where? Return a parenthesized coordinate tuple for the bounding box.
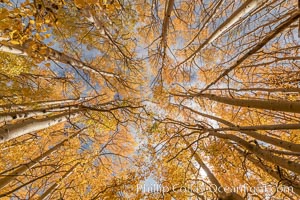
(87, 0, 97, 4)
(29, 20, 35, 25)
(0, 8, 9, 21)
(35, 33, 42, 40)
(31, 43, 39, 51)
(45, 63, 51, 67)
(39, 49, 47, 55)
(74, 0, 84, 8)
(9, 30, 17, 39)
(41, 26, 48, 32)
(10, 40, 20, 45)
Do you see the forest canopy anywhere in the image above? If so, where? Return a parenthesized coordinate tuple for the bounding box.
(0, 0, 300, 199)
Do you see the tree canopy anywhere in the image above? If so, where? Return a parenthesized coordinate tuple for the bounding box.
(0, 0, 300, 199)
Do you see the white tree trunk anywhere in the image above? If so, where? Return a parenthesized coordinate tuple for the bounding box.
(0, 111, 79, 143)
(211, 132, 300, 174)
(0, 97, 89, 111)
(209, 87, 300, 93)
(201, 10, 300, 92)
(179, 0, 261, 65)
(208, 0, 260, 43)
(234, 146, 300, 196)
(38, 163, 79, 200)
(213, 123, 300, 131)
(161, 0, 175, 44)
(0, 45, 27, 56)
(0, 41, 115, 78)
(0, 105, 79, 123)
(0, 132, 80, 189)
(199, 93, 300, 113)
(183, 138, 243, 200)
(182, 105, 300, 152)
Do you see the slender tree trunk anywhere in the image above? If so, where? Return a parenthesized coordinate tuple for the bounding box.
(210, 131, 300, 174)
(208, 87, 300, 93)
(212, 123, 300, 131)
(233, 146, 300, 196)
(0, 110, 80, 143)
(20, 72, 70, 81)
(161, 0, 175, 45)
(0, 169, 57, 198)
(201, 10, 300, 92)
(0, 105, 79, 123)
(82, 9, 130, 60)
(182, 105, 300, 152)
(0, 40, 115, 78)
(266, 149, 300, 156)
(184, 0, 223, 48)
(0, 97, 85, 110)
(0, 132, 80, 189)
(298, 0, 300, 38)
(182, 138, 244, 200)
(178, 0, 261, 66)
(38, 163, 80, 200)
(0, 44, 27, 55)
(198, 93, 300, 113)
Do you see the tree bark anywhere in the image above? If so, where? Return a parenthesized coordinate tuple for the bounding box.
(209, 87, 300, 93)
(182, 138, 244, 200)
(0, 110, 80, 143)
(0, 105, 79, 123)
(201, 10, 300, 92)
(0, 132, 80, 189)
(161, 0, 175, 45)
(210, 131, 300, 174)
(0, 169, 57, 198)
(0, 44, 27, 56)
(198, 93, 300, 113)
(38, 163, 80, 200)
(0, 40, 116, 78)
(0, 97, 86, 111)
(178, 0, 261, 66)
(233, 146, 300, 196)
(182, 105, 300, 152)
(212, 123, 300, 131)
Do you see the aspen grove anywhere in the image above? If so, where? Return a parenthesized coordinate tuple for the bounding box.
(0, 0, 299, 199)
